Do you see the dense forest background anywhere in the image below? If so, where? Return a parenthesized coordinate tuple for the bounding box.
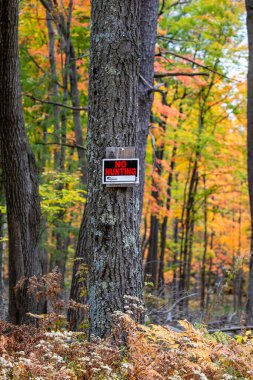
(0, 0, 247, 322)
(2, 0, 253, 379)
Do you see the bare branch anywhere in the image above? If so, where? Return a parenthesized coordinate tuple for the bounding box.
(160, 51, 241, 82)
(25, 52, 64, 89)
(158, 0, 166, 16)
(170, 0, 192, 8)
(154, 72, 209, 78)
(36, 141, 86, 150)
(25, 94, 88, 111)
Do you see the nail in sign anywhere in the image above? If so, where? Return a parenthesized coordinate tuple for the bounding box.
(102, 158, 139, 185)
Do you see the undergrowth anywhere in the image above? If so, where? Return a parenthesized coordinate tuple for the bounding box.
(0, 313, 253, 379)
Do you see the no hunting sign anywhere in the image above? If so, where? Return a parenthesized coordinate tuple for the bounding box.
(102, 158, 139, 185)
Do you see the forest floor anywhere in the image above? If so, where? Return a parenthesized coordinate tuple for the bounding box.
(0, 312, 253, 380)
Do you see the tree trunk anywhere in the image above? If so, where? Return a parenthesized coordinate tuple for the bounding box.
(200, 174, 208, 310)
(179, 158, 198, 296)
(158, 128, 178, 289)
(172, 216, 179, 302)
(70, 0, 143, 337)
(69, 42, 87, 185)
(41, 0, 87, 184)
(145, 141, 164, 288)
(67, 216, 88, 329)
(68, 0, 158, 331)
(46, 12, 61, 170)
(246, 0, 253, 324)
(0, 0, 46, 324)
(0, 186, 5, 317)
(145, 215, 159, 287)
(205, 231, 214, 311)
(137, 0, 159, 219)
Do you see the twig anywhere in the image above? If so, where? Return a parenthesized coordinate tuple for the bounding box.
(70, 50, 89, 61)
(157, 35, 200, 44)
(25, 94, 88, 111)
(26, 52, 64, 89)
(139, 74, 153, 90)
(164, 293, 198, 323)
(161, 51, 240, 82)
(37, 141, 86, 150)
(170, 0, 192, 8)
(148, 128, 157, 175)
(154, 72, 209, 78)
(159, 0, 166, 16)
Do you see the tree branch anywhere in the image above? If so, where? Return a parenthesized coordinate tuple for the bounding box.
(25, 94, 88, 111)
(158, 0, 166, 16)
(36, 141, 86, 150)
(154, 72, 209, 78)
(159, 51, 240, 82)
(170, 0, 192, 8)
(25, 52, 64, 89)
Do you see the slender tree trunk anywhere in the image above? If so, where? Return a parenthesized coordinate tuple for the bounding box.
(38, 111, 49, 276)
(159, 216, 167, 291)
(41, 0, 87, 184)
(47, 15, 69, 284)
(0, 181, 5, 301)
(69, 42, 87, 185)
(179, 100, 206, 310)
(145, 214, 160, 287)
(185, 202, 197, 310)
(145, 89, 170, 290)
(237, 203, 243, 310)
(145, 141, 164, 287)
(46, 12, 61, 169)
(67, 216, 88, 328)
(141, 216, 149, 259)
(137, 0, 159, 219)
(201, 174, 208, 310)
(158, 96, 187, 290)
(246, 0, 253, 323)
(0, 214, 4, 295)
(158, 127, 178, 289)
(205, 231, 214, 310)
(179, 159, 198, 296)
(0, 0, 46, 324)
(44, 1, 86, 287)
(172, 217, 179, 302)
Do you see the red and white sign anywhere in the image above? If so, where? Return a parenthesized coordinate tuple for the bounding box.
(102, 158, 139, 185)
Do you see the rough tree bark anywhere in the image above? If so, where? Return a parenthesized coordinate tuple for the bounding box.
(0, 0, 46, 324)
(68, 0, 159, 331)
(69, 0, 143, 337)
(246, 0, 253, 324)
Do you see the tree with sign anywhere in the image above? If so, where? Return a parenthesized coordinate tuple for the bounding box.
(69, 0, 144, 337)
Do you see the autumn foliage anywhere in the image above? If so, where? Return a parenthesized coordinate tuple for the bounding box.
(1, 313, 253, 379)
